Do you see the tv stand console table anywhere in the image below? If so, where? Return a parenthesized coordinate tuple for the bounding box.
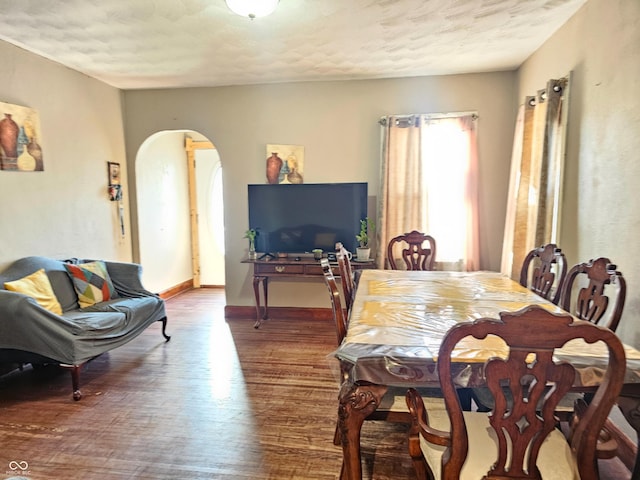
(242, 257, 375, 328)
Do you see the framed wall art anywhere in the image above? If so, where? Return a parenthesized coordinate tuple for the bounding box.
(265, 144, 304, 184)
(0, 101, 44, 171)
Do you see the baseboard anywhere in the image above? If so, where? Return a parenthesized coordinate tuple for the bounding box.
(159, 280, 193, 300)
(161, 285, 332, 321)
(225, 305, 333, 321)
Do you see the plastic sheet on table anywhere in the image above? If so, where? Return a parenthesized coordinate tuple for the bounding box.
(346, 299, 562, 347)
(335, 269, 640, 390)
(365, 270, 535, 301)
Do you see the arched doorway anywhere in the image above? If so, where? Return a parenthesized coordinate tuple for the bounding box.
(189, 138, 225, 287)
(135, 131, 224, 294)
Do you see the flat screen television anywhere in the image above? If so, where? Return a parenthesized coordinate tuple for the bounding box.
(248, 182, 368, 255)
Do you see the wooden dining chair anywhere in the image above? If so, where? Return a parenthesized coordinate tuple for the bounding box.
(321, 258, 348, 345)
(386, 230, 437, 270)
(335, 242, 355, 316)
(320, 259, 444, 449)
(552, 257, 627, 429)
(519, 243, 567, 305)
(405, 305, 626, 480)
(559, 256, 627, 333)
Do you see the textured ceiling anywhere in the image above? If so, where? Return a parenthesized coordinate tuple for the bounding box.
(0, 0, 586, 90)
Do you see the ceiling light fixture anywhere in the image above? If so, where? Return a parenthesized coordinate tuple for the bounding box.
(225, 0, 279, 19)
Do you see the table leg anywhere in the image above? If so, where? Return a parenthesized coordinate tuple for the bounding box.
(616, 396, 640, 479)
(337, 381, 388, 480)
(252, 276, 269, 328)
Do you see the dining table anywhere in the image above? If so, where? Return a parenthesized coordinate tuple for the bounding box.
(333, 269, 640, 480)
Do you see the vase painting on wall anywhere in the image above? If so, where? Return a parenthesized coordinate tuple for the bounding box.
(0, 101, 44, 172)
(266, 144, 304, 184)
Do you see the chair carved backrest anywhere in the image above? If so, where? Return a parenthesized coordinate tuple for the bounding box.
(320, 258, 348, 344)
(423, 306, 625, 480)
(335, 242, 355, 315)
(519, 243, 567, 305)
(559, 257, 626, 332)
(386, 230, 436, 271)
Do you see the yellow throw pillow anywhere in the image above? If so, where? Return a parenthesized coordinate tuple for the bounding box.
(4, 268, 63, 315)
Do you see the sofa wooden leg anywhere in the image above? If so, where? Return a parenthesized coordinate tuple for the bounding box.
(160, 317, 171, 341)
(70, 365, 82, 401)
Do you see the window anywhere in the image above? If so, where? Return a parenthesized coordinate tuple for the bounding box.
(379, 113, 479, 270)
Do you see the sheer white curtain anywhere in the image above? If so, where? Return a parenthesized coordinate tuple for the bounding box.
(377, 113, 480, 271)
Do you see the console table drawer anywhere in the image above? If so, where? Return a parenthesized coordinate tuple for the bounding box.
(254, 264, 305, 275)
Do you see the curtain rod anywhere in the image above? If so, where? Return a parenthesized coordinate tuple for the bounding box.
(379, 111, 478, 126)
(526, 76, 568, 107)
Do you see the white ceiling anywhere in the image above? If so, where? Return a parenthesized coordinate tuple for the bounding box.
(0, 0, 586, 90)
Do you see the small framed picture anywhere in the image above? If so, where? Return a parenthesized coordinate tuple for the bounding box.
(108, 162, 121, 185)
(108, 162, 122, 201)
(108, 184, 123, 201)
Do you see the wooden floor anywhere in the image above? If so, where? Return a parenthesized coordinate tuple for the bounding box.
(0, 288, 633, 479)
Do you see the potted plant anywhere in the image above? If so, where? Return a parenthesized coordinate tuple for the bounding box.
(244, 228, 258, 259)
(355, 217, 375, 261)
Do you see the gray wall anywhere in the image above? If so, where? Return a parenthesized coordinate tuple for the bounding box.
(123, 73, 517, 309)
(0, 41, 130, 269)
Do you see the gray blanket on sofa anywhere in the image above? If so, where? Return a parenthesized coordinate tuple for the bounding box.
(0, 256, 166, 365)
